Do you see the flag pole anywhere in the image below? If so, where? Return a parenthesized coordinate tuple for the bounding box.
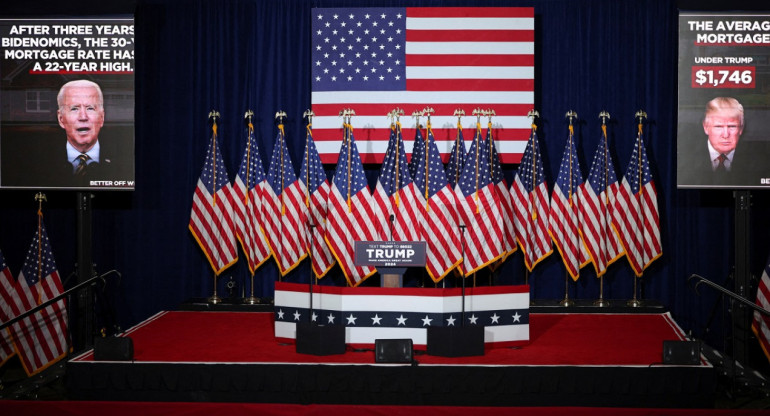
(452, 108, 465, 187)
(560, 110, 578, 307)
(628, 110, 647, 308)
(594, 110, 611, 308)
(526, 109, 539, 303)
(302, 109, 317, 317)
(207, 110, 222, 305)
(244, 110, 260, 305)
(275, 110, 287, 282)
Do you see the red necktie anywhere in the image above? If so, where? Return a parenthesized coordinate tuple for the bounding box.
(716, 154, 727, 171)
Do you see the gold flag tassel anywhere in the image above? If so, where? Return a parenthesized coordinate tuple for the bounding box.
(276, 111, 287, 216)
(35, 192, 47, 304)
(423, 107, 434, 212)
(244, 110, 254, 206)
(527, 110, 540, 221)
(566, 110, 577, 208)
(209, 110, 220, 207)
(472, 108, 484, 214)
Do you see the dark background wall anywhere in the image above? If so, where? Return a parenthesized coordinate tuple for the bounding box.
(1, 0, 769, 368)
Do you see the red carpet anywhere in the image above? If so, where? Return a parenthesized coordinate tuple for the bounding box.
(73, 310, 693, 367)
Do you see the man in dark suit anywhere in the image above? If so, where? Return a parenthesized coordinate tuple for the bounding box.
(55, 79, 120, 187)
(679, 96, 767, 188)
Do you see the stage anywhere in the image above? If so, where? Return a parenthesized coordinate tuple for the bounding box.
(65, 305, 716, 408)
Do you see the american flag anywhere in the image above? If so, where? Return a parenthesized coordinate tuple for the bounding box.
(299, 125, 336, 278)
(372, 123, 422, 242)
(310, 7, 535, 164)
(326, 124, 378, 286)
(752, 254, 770, 364)
(409, 127, 426, 179)
(12, 220, 69, 376)
(548, 131, 590, 281)
(456, 124, 504, 276)
(263, 127, 308, 276)
(578, 131, 624, 276)
(412, 126, 463, 281)
(512, 129, 552, 271)
(487, 123, 517, 258)
(232, 124, 271, 275)
(612, 130, 662, 276)
(0, 250, 16, 368)
(445, 122, 466, 188)
(189, 126, 239, 274)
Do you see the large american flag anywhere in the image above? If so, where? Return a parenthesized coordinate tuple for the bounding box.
(189, 127, 239, 274)
(263, 128, 308, 276)
(548, 132, 590, 281)
(456, 125, 504, 276)
(752, 254, 770, 364)
(0, 250, 16, 368)
(12, 220, 69, 376)
(512, 129, 552, 271)
(232, 124, 271, 275)
(413, 126, 462, 281)
(612, 130, 662, 276)
(310, 7, 534, 164)
(487, 124, 516, 258)
(445, 122, 466, 188)
(372, 123, 422, 242)
(578, 131, 624, 276)
(326, 125, 378, 286)
(299, 126, 336, 278)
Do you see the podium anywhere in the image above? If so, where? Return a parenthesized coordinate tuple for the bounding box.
(354, 241, 426, 287)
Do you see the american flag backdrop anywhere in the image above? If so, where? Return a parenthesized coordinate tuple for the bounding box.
(548, 131, 590, 281)
(372, 123, 422, 242)
(263, 127, 308, 276)
(512, 128, 552, 271)
(456, 125, 504, 276)
(310, 7, 535, 164)
(325, 125, 379, 286)
(189, 125, 239, 275)
(578, 131, 624, 277)
(12, 220, 69, 376)
(0, 250, 16, 368)
(413, 126, 463, 282)
(232, 124, 271, 275)
(612, 129, 662, 277)
(299, 125, 336, 278)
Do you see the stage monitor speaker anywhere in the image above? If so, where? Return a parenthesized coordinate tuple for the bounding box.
(375, 339, 413, 363)
(662, 340, 701, 365)
(93, 336, 134, 361)
(427, 325, 485, 357)
(296, 322, 346, 356)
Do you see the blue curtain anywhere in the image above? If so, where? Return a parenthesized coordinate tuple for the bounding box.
(2, 0, 769, 351)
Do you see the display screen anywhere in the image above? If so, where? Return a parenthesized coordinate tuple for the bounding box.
(677, 12, 770, 189)
(0, 17, 135, 190)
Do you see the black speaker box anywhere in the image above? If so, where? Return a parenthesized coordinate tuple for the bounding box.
(295, 322, 346, 355)
(662, 340, 701, 365)
(93, 336, 134, 361)
(375, 339, 413, 363)
(427, 325, 485, 357)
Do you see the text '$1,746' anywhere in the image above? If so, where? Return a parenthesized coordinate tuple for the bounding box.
(694, 68, 754, 88)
